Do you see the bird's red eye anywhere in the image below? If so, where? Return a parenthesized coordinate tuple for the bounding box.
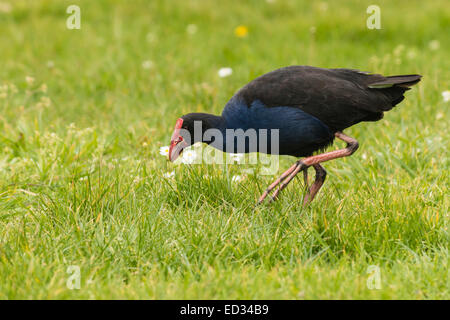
(177, 136, 183, 143)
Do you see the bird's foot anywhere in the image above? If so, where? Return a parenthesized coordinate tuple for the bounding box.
(257, 160, 308, 205)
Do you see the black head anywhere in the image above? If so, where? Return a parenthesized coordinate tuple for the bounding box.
(168, 113, 223, 161)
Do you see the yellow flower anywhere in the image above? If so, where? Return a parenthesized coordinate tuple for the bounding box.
(234, 25, 248, 38)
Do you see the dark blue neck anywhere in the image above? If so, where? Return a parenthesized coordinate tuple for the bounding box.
(204, 97, 256, 152)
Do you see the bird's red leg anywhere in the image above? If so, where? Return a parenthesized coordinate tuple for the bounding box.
(257, 131, 358, 205)
(301, 132, 359, 168)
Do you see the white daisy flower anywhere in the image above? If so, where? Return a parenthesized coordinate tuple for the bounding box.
(163, 171, 175, 179)
(133, 176, 142, 184)
(146, 33, 156, 43)
(393, 44, 405, 56)
(0, 2, 12, 13)
(186, 24, 198, 35)
(142, 60, 153, 70)
(159, 146, 170, 156)
(442, 91, 450, 102)
(229, 153, 244, 163)
(25, 76, 35, 85)
(218, 67, 233, 78)
(318, 2, 328, 11)
(181, 149, 197, 164)
(407, 50, 417, 60)
(429, 40, 440, 51)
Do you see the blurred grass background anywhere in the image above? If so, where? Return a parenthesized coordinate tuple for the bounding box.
(0, 0, 448, 299)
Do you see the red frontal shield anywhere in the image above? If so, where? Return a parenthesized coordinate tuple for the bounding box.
(169, 118, 188, 162)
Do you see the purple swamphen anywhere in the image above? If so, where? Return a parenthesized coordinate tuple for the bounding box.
(168, 66, 421, 205)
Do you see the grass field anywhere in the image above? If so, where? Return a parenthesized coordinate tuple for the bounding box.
(0, 0, 448, 299)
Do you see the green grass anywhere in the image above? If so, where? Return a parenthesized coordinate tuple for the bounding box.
(0, 0, 448, 299)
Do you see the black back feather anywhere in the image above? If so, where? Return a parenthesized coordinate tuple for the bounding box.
(234, 66, 421, 132)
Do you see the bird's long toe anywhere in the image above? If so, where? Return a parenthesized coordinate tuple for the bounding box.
(303, 164, 327, 206)
(258, 160, 308, 204)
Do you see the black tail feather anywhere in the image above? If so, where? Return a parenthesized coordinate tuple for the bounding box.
(368, 74, 421, 108)
(368, 74, 422, 89)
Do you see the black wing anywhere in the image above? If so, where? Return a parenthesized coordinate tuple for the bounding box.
(234, 66, 421, 131)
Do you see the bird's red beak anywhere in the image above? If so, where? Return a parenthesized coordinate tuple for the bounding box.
(169, 118, 188, 162)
